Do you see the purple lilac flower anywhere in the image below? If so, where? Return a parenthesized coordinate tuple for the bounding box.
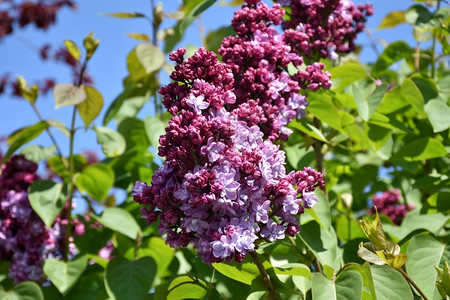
(369, 189, 413, 225)
(279, 0, 373, 60)
(0, 155, 68, 284)
(132, 0, 326, 265)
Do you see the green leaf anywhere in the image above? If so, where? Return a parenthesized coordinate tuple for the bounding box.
(370, 265, 413, 300)
(167, 275, 208, 300)
(406, 234, 448, 299)
(307, 92, 343, 131)
(103, 12, 145, 18)
(329, 63, 368, 93)
(105, 257, 156, 300)
(205, 26, 235, 52)
(273, 263, 311, 279)
(28, 180, 64, 228)
(311, 270, 363, 300)
(53, 83, 87, 109)
(352, 83, 386, 121)
(383, 210, 448, 241)
(377, 11, 406, 29)
(401, 78, 425, 117)
(73, 163, 114, 201)
(78, 86, 104, 129)
(164, 0, 216, 53)
(3, 121, 49, 163)
(405, 5, 432, 26)
(64, 271, 106, 300)
(93, 126, 126, 157)
(212, 260, 260, 285)
(289, 119, 328, 143)
(135, 43, 165, 74)
(103, 82, 137, 125)
(126, 32, 150, 41)
(17, 76, 39, 104)
(425, 100, 450, 132)
(20, 145, 56, 162)
(392, 137, 447, 161)
(373, 41, 412, 74)
(299, 221, 339, 269)
(64, 40, 81, 61)
(118, 117, 150, 150)
(92, 207, 141, 239)
(336, 215, 366, 243)
(0, 282, 44, 300)
(144, 116, 167, 147)
(43, 254, 88, 295)
(138, 237, 175, 276)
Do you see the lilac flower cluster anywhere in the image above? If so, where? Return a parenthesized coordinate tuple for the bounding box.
(369, 189, 413, 225)
(0, 155, 65, 284)
(133, 3, 326, 263)
(218, 0, 331, 141)
(277, 0, 373, 60)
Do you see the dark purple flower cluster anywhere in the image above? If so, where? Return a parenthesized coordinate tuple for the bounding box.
(369, 189, 413, 225)
(277, 0, 373, 60)
(219, 0, 331, 141)
(133, 4, 326, 263)
(0, 0, 76, 39)
(0, 155, 66, 284)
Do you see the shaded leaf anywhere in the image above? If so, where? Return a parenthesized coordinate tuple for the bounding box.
(370, 265, 413, 300)
(392, 137, 447, 161)
(105, 257, 156, 300)
(0, 282, 44, 300)
(144, 116, 167, 147)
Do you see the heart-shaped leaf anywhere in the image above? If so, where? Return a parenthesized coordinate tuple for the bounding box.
(43, 254, 88, 294)
(28, 180, 65, 228)
(53, 83, 86, 109)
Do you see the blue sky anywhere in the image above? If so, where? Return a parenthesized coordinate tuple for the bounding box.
(0, 0, 417, 157)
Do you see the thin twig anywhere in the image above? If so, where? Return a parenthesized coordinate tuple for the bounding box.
(399, 268, 429, 300)
(249, 251, 280, 300)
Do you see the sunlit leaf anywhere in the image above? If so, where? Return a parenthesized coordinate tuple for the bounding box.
(92, 207, 141, 239)
(136, 43, 165, 74)
(17, 76, 39, 104)
(167, 276, 208, 300)
(43, 254, 88, 295)
(53, 83, 87, 109)
(94, 126, 126, 157)
(425, 100, 450, 132)
(73, 163, 114, 201)
(377, 11, 406, 29)
(28, 180, 65, 228)
(103, 12, 146, 18)
(126, 32, 150, 41)
(78, 85, 104, 128)
(64, 40, 81, 61)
